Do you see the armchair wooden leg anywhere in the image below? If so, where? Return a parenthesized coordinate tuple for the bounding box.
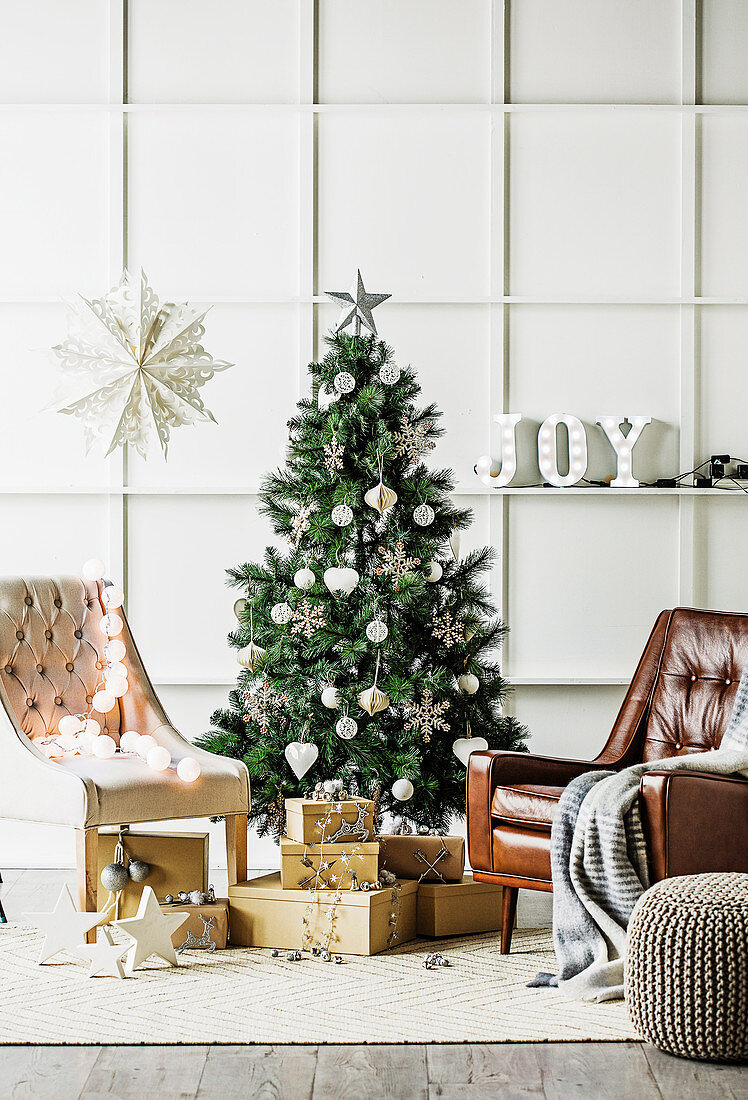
(500, 885, 519, 954)
(76, 828, 99, 944)
(226, 813, 248, 887)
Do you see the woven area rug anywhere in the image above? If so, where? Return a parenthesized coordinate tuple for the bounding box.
(0, 924, 636, 1044)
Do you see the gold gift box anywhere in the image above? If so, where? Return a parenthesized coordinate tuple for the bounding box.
(416, 874, 504, 937)
(98, 829, 209, 918)
(285, 797, 375, 845)
(161, 899, 230, 950)
(279, 836, 380, 890)
(228, 872, 417, 955)
(377, 833, 465, 883)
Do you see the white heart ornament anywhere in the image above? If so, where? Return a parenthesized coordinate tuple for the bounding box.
(452, 736, 489, 767)
(323, 567, 360, 596)
(285, 742, 319, 780)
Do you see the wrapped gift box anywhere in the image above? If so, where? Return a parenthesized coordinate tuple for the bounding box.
(279, 836, 379, 890)
(98, 829, 209, 918)
(377, 833, 465, 883)
(285, 797, 375, 845)
(228, 872, 417, 955)
(162, 899, 230, 951)
(417, 874, 504, 937)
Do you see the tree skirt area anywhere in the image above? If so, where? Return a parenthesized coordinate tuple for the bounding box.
(0, 925, 636, 1044)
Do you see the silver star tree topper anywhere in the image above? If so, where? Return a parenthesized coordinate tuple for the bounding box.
(325, 270, 391, 336)
(50, 269, 232, 458)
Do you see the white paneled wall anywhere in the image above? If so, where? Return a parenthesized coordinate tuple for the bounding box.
(1, 0, 747, 868)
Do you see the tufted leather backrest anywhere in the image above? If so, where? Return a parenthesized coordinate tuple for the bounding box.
(0, 576, 121, 744)
(641, 608, 748, 762)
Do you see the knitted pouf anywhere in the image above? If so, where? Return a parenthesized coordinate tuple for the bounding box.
(625, 873, 748, 1062)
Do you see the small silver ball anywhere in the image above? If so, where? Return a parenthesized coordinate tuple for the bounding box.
(285, 950, 297, 961)
(333, 954, 343, 964)
(178, 891, 189, 902)
(101, 862, 129, 893)
(418, 825, 429, 835)
(127, 859, 151, 883)
(189, 890, 205, 905)
(271, 949, 280, 957)
(164, 894, 174, 904)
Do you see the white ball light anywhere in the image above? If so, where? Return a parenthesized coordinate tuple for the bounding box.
(177, 757, 201, 783)
(82, 559, 106, 582)
(294, 567, 316, 591)
(58, 714, 84, 737)
(119, 731, 142, 754)
(93, 734, 117, 759)
(102, 584, 124, 609)
(392, 778, 415, 802)
(105, 676, 128, 698)
(147, 745, 171, 772)
(425, 561, 443, 583)
(100, 613, 123, 637)
(321, 686, 341, 709)
(104, 639, 126, 663)
(92, 689, 115, 714)
(57, 730, 79, 751)
(137, 734, 157, 757)
(105, 662, 128, 680)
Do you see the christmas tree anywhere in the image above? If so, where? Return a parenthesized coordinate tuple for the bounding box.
(199, 271, 527, 837)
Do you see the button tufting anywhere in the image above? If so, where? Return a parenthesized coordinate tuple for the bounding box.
(24, 595, 32, 605)
(15, 630, 23, 640)
(65, 662, 74, 672)
(4, 665, 12, 674)
(74, 630, 83, 639)
(96, 661, 104, 670)
(86, 694, 93, 704)
(675, 741, 683, 750)
(54, 598, 62, 609)
(690, 674, 697, 682)
(726, 678, 732, 685)
(36, 664, 43, 674)
(26, 698, 33, 707)
(45, 629, 52, 640)
(54, 697, 62, 706)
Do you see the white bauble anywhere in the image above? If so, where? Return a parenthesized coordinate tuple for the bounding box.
(331, 504, 354, 527)
(335, 716, 358, 740)
(177, 757, 201, 783)
(105, 676, 128, 698)
(58, 714, 84, 737)
(365, 619, 388, 643)
(147, 745, 171, 772)
(285, 741, 319, 779)
(92, 689, 115, 714)
(458, 673, 480, 695)
(233, 597, 248, 618)
(82, 558, 106, 582)
(99, 613, 123, 637)
(379, 363, 401, 386)
(333, 370, 356, 394)
(137, 734, 157, 758)
(93, 734, 117, 759)
(104, 639, 126, 663)
(452, 736, 489, 767)
(102, 584, 124, 609)
(119, 731, 142, 754)
(294, 567, 316, 591)
(270, 602, 292, 625)
(323, 566, 359, 596)
(317, 383, 340, 411)
(321, 686, 341, 709)
(413, 504, 435, 527)
(425, 561, 443, 583)
(392, 778, 414, 802)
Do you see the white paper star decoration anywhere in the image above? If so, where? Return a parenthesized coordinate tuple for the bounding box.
(326, 270, 391, 336)
(50, 269, 232, 458)
(114, 885, 189, 972)
(24, 884, 104, 964)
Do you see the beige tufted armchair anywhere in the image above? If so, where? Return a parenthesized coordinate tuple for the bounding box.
(0, 576, 250, 934)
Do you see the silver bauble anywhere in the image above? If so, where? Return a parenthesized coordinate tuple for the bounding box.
(189, 890, 205, 905)
(101, 861, 129, 893)
(127, 859, 151, 883)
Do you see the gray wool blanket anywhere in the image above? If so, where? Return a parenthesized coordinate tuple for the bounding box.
(531, 666, 748, 1002)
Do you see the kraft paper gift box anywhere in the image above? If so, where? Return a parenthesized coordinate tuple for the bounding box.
(285, 797, 376, 845)
(98, 829, 209, 918)
(279, 836, 380, 890)
(161, 899, 230, 950)
(416, 874, 504, 937)
(228, 872, 417, 955)
(377, 833, 465, 883)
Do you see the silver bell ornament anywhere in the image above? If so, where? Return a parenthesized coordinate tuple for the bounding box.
(101, 862, 129, 893)
(413, 504, 435, 527)
(127, 859, 151, 883)
(294, 567, 316, 591)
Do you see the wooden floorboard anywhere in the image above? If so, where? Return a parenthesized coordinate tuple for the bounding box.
(79, 1044, 209, 1098)
(427, 1043, 545, 1097)
(535, 1041, 662, 1100)
(196, 1045, 318, 1099)
(642, 1042, 748, 1100)
(313, 1044, 428, 1100)
(0, 1046, 101, 1099)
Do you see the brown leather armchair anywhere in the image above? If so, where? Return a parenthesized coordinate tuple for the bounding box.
(467, 608, 748, 953)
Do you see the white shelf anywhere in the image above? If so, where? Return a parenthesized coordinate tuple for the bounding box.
(510, 677, 630, 686)
(2, 101, 748, 114)
(1, 484, 745, 498)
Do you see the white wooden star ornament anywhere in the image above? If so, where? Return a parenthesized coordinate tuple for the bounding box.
(326, 270, 391, 336)
(114, 885, 189, 972)
(50, 268, 232, 458)
(24, 884, 104, 964)
(76, 924, 129, 979)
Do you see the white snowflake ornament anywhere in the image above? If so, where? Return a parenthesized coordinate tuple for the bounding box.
(331, 504, 354, 527)
(50, 269, 232, 458)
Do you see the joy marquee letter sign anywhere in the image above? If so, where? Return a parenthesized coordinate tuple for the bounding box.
(476, 414, 651, 489)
